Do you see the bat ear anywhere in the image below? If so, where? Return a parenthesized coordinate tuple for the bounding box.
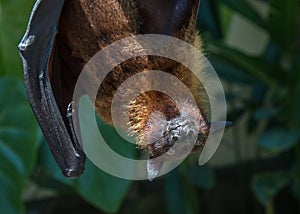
(209, 121, 232, 133)
(138, 0, 201, 36)
(147, 156, 164, 181)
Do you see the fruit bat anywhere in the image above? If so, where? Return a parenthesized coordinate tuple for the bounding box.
(19, 0, 216, 180)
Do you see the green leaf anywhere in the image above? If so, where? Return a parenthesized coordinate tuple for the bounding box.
(97, 116, 137, 158)
(197, 0, 223, 37)
(205, 35, 277, 89)
(267, 0, 299, 49)
(209, 56, 257, 84)
(186, 165, 215, 189)
(252, 171, 289, 205)
(165, 169, 199, 214)
(0, 0, 35, 77)
(257, 128, 300, 152)
(74, 160, 132, 213)
(0, 77, 39, 214)
(39, 119, 135, 213)
(254, 107, 279, 120)
(219, 0, 266, 29)
(40, 142, 132, 213)
(218, 3, 233, 35)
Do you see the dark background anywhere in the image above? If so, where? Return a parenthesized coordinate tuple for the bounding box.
(0, 0, 299, 213)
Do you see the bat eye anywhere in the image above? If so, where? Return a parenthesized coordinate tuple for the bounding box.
(167, 135, 177, 144)
(168, 129, 180, 143)
(172, 136, 179, 142)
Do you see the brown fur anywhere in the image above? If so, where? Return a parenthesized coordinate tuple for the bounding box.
(53, 0, 207, 150)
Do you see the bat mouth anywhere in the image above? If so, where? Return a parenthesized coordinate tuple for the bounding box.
(144, 109, 209, 158)
(165, 128, 208, 155)
(145, 112, 231, 159)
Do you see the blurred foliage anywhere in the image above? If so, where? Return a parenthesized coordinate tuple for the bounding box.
(200, 0, 300, 211)
(0, 77, 39, 214)
(38, 122, 134, 213)
(0, 0, 299, 213)
(0, 0, 36, 77)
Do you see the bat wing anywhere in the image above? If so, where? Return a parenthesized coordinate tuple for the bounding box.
(18, 0, 85, 178)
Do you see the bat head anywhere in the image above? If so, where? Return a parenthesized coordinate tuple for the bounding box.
(142, 98, 231, 180)
(144, 100, 208, 156)
(142, 99, 209, 180)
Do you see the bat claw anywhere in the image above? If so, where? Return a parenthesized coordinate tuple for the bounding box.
(64, 167, 83, 178)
